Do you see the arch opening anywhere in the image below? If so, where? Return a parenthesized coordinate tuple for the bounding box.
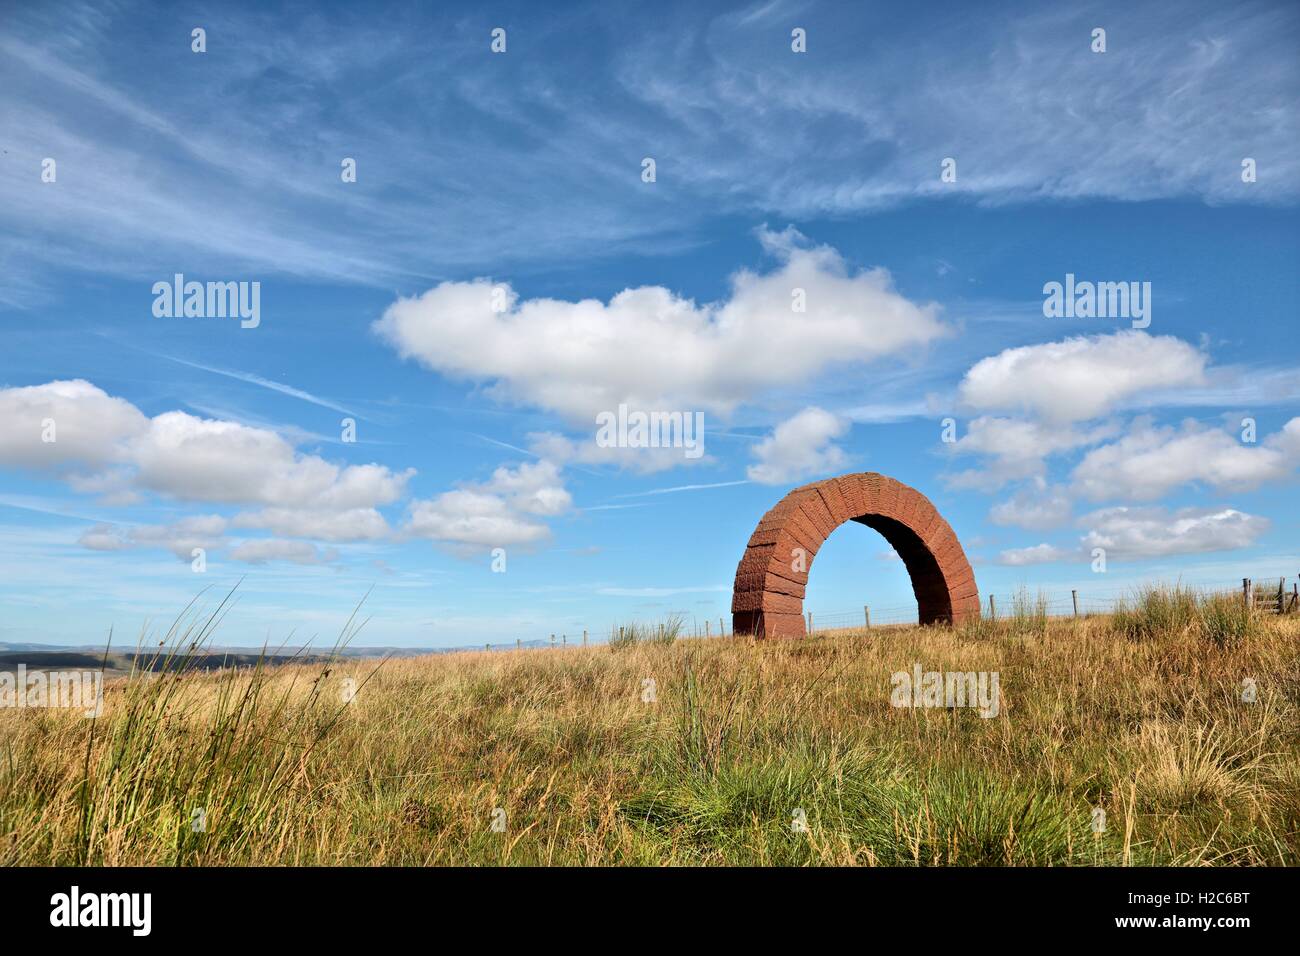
(731, 472, 979, 638)
(853, 514, 952, 625)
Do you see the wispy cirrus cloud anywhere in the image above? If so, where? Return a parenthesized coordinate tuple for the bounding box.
(5, 0, 1294, 300)
(157, 355, 357, 417)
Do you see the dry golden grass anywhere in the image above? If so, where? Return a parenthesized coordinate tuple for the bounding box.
(2, 588, 1297, 866)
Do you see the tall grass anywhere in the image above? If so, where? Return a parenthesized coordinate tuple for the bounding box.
(1009, 587, 1049, 636)
(1199, 592, 1254, 647)
(608, 614, 683, 651)
(1113, 584, 1258, 647)
(1, 590, 1296, 866)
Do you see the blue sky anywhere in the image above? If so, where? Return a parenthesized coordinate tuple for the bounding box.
(1, 0, 1298, 647)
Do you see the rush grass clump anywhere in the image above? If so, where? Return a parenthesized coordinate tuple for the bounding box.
(1111, 584, 1261, 648)
(608, 614, 683, 651)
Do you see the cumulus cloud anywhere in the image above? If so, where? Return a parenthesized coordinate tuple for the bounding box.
(77, 525, 133, 553)
(1080, 506, 1269, 559)
(408, 491, 550, 551)
(0, 379, 146, 469)
(227, 539, 340, 566)
(945, 416, 1119, 491)
(0, 380, 414, 547)
(995, 502, 1270, 566)
(1072, 416, 1300, 501)
(126, 413, 412, 509)
(993, 504, 1268, 564)
(405, 459, 571, 553)
(958, 331, 1207, 424)
(989, 483, 1074, 530)
(78, 516, 342, 566)
(746, 407, 849, 485)
(373, 227, 949, 422)
(997, 543, 1071, 566)
(231, 508, 391, 542)
(479, 460, 574, 517)
(78, 515, 228, 561)
(0, 380, 590, 563)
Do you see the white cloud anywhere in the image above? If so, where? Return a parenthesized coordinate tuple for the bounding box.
(374, 228, 948, 423)
(78, 515, 228, 561)
(945, 416, 1118, 491)
(479, 460, 574, 517)
(1080, 506, 1269, 559)
(990, 483, 1074, 530)
(77, 524, 133, 553)
(958, 331, 1207, 424)
(227, 539, 340, 566)
(0, 379, 146, 469)
(1072, 416, 1300, 501)
(997, 543, 1071, 566)
(407, 490, 550, 551)
(128, 412, 412, 509)
(405, 459, 571, 553)
(231, 507, 391, 542)
(78, 515, 344, 567)
(0, 381, 413, 510)
(995, 501, 1271, 566)
(746, 406, 849, 485)
(0, 381, 593, 563)
(0, 381, 414, 544)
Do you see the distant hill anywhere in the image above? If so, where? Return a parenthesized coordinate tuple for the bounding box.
(0, 638, 562, 675)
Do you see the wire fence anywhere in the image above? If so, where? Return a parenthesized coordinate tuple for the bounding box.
(477, 575, 1300, 652)
(807, 575, 1300, 633)
(483, 617, 732, 652)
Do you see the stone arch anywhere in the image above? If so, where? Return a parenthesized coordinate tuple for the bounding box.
(732, 472, 979, 637)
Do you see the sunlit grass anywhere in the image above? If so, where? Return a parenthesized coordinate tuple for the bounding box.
(1, 587, 1296, 866)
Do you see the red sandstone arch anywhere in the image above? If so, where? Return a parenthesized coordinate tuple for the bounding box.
(732, 472, 979, 637)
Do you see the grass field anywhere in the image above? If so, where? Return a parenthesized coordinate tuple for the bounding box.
(2, 586, 1297, 866)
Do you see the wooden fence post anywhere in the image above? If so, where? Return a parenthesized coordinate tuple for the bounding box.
(1243, 578, 1250, 607)
(864, 605, 871, 629)
(582, 630, 587, 646)
(806, 611, 813, 635)
(1072, 590, 1079, 618)
(988, 594, 996, 619)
